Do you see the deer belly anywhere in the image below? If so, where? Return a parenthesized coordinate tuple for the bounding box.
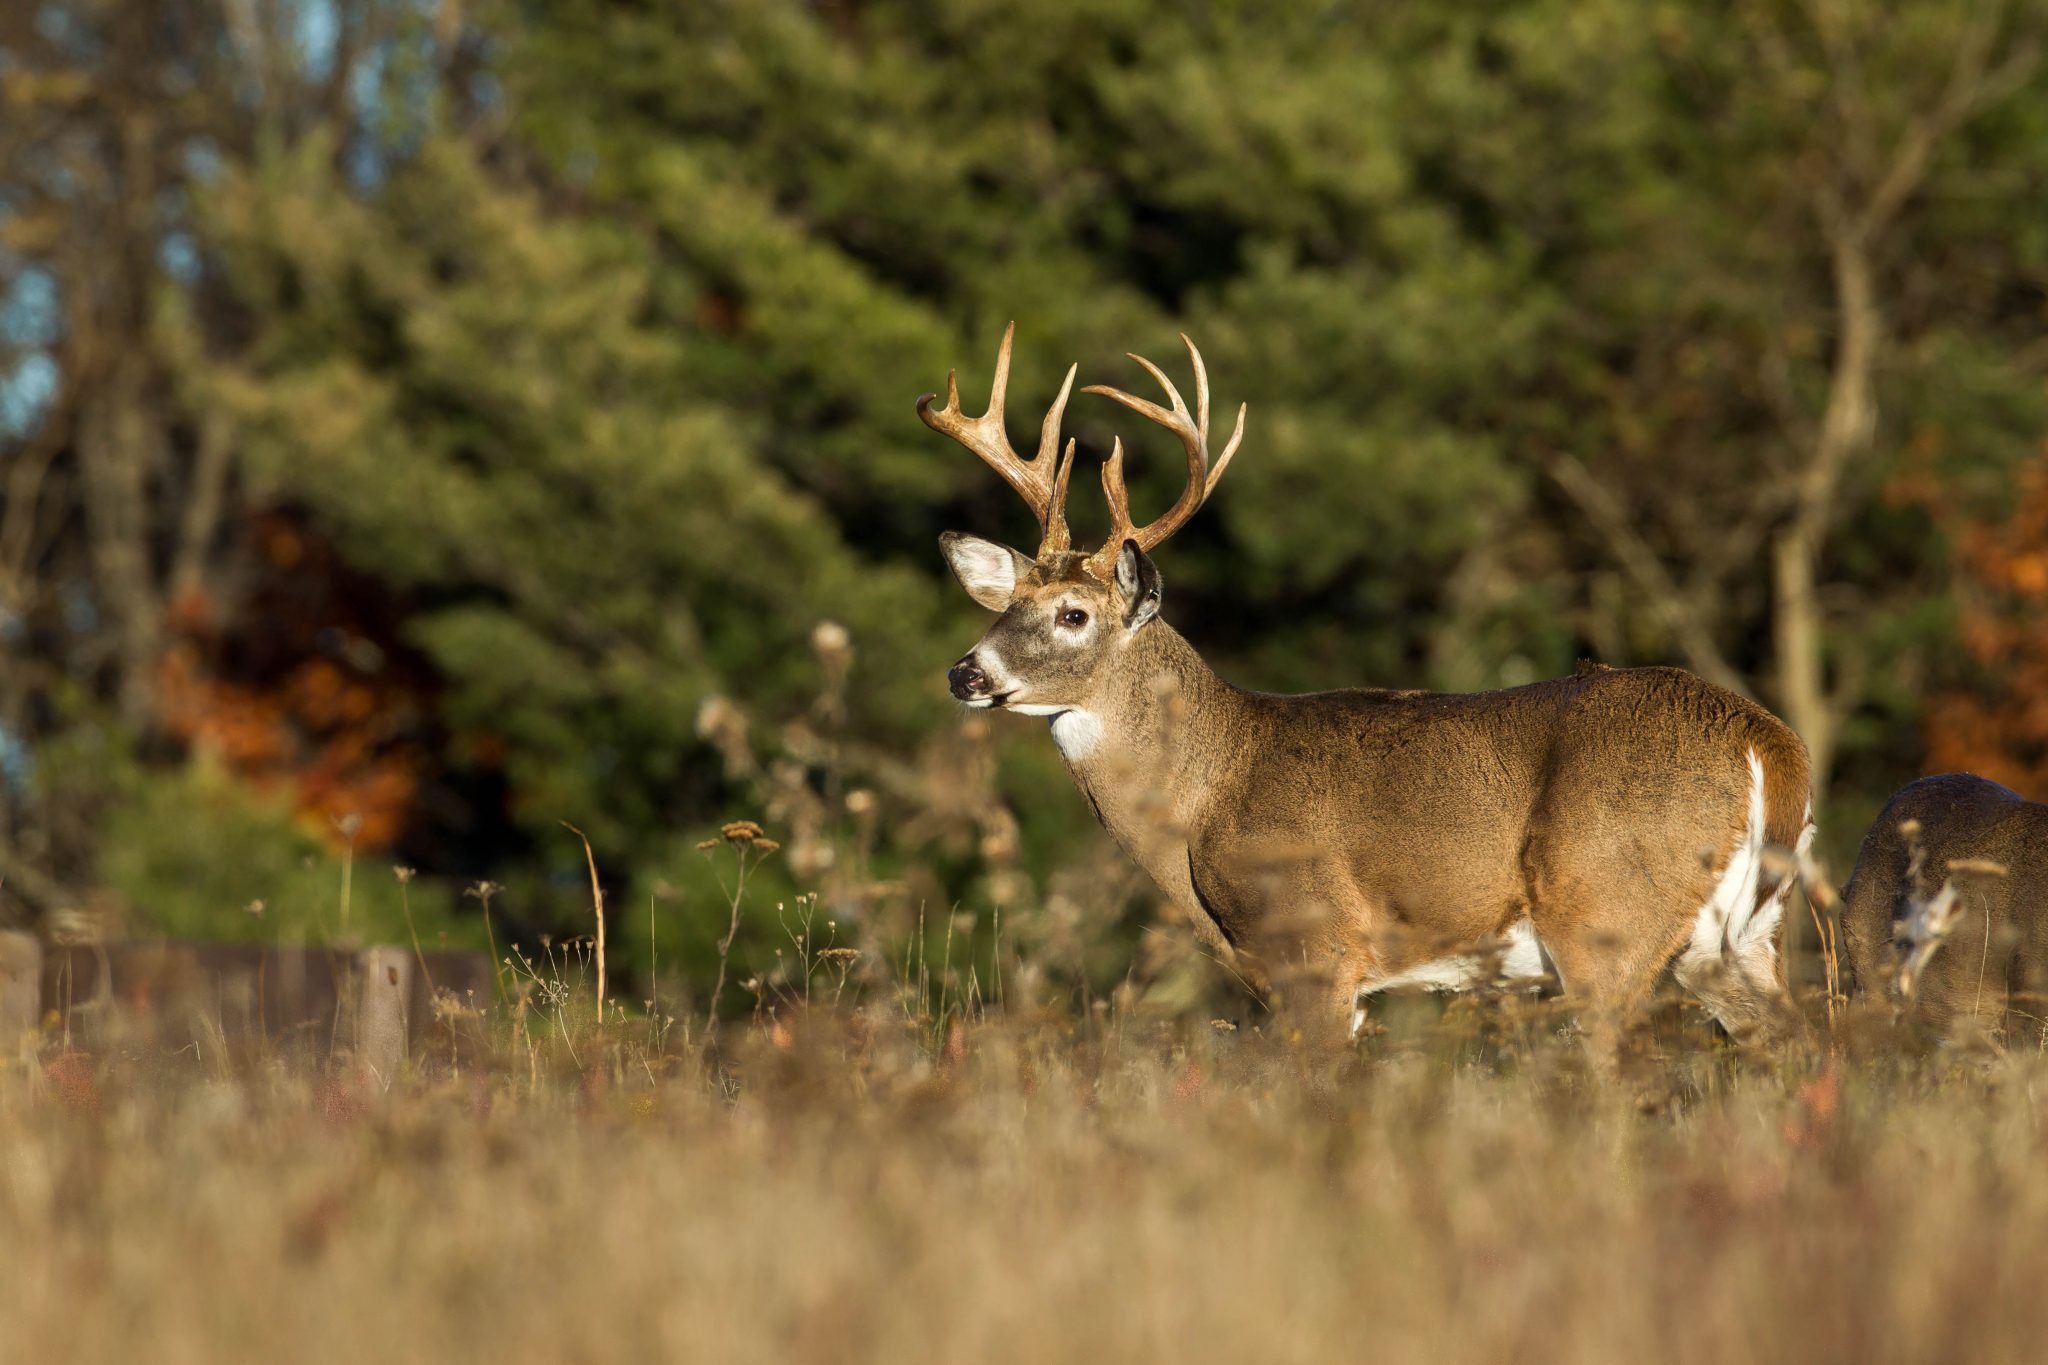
(1364, 918, 1551, 995)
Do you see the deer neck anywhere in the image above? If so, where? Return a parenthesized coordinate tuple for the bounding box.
(1049, 622, 1240, 844)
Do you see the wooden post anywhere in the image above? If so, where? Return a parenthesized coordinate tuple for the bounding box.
(356, 946, 412, 1089)
(0, 931, 41, 1059)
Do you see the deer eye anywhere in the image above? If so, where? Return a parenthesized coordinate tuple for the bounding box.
(1057, 607, 1089, 629)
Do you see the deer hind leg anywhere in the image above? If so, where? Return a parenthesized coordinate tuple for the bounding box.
(1538, 914, 1693, 1070)
(1524, 818, 1701, 1061)
(1671, 765, 1809, 1045)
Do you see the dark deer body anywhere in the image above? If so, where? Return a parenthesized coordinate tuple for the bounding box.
(924, 326, 1813, 1044)
(1843, 773, 2048, 1034)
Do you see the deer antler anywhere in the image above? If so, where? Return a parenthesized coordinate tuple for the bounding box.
(1079, 334, 1246, 580)
(917, 322, 1079, 557)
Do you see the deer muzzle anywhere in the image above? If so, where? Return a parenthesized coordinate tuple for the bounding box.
(948, 656, 995, 702)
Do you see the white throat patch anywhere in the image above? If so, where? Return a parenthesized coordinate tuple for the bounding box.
(1048, 709, 1104, 761)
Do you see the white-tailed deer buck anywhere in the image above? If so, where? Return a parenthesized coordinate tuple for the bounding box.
(923, 325, 1814, 1046)
(1843, 773, 2047, 1036)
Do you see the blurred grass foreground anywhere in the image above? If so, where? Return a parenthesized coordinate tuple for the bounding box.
(5, 985, 2048, 1365)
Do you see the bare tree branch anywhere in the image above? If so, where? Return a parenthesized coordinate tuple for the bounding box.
(1861, 12, 2036, 238)
(1769, 3, 2042, 796)
(171, 411, 236, 603)
(1546, 453, 1750, 697)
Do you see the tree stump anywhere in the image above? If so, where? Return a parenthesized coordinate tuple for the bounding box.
(356, 946, 412, 1089)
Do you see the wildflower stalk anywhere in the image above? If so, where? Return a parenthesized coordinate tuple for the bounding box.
(466, 881, 508, 1009)
(562, 823, 607, 1023)
(701, 821, 778, 1036)
(394, 865, 435, 999)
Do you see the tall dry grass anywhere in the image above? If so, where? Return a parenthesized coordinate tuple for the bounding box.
(2, 980, 2045, 1365)
(2, 638, 2034, 1363)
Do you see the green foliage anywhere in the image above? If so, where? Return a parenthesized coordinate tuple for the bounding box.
(188, 133, 950, 866)
(97, 756, 467, 947)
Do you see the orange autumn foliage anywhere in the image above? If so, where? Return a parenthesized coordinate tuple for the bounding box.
(154, 514, 430, 852)
(1922, 453, 2048, 799)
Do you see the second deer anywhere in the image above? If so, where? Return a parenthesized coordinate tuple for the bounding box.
(1843, 772, 2048, 1037)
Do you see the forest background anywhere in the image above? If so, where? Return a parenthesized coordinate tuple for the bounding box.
(6, 0, 2048, 1007)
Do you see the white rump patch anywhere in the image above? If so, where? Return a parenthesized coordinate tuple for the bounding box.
(1674, 748, 1790, 1009)
(1046, 709, 1104, 761)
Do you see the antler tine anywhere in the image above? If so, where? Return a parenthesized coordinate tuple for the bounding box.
(1091, 351, 1190, 431)
(1205, 402, 1248, 499)
(1039, 365, 1078, 553)
(916, 323, 1078, 556)
(1181, 333, 1210, 445)
(987, 319, 1013, 416)
(1078, 334, 1242, 579)
(1046, 435, 1078, 554)
(1098, 436, 1135, 555)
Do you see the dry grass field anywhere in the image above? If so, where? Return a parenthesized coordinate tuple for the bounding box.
(4, 971, 2046, 1365)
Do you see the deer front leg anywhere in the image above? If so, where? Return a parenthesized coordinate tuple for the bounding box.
(1195, 857, 1374, 1051)
(1185, 833, 1392, 1049)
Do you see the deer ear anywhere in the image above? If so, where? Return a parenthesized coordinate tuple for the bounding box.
(1115, 539, 1162, 630)
(940, 532, 1032, 611)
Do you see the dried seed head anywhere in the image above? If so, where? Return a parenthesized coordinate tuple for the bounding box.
(721, 820, 766, 846)
(811, 620, 853, 669)
(392, 866, 416, 884)
(791, 840, 834, 880)
(695, 696, 745, 743)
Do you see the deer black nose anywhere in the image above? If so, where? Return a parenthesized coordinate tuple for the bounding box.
(948, 658, 989, 699)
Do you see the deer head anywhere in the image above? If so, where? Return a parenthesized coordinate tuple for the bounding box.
(922, 323, 1245, 717)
